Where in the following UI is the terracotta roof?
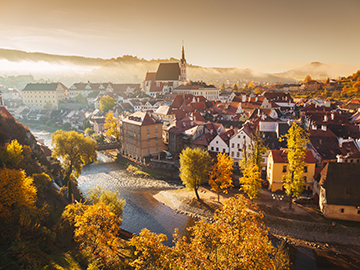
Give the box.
[319,162,360,206]
[270,149,316,164]
[145,72,157,81]
[192,132,214,146]
[123,111,157,126]
[190,102,207,112]
[219,129,235,146]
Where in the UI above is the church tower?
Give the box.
[180,43,187,83]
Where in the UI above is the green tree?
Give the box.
[100,96,115,113]
[75,93,84,102]
[51,130,97,200]
[87,186,126,217]
[208,153,234,202]
[281,122,309,210]
[179,148,212,200]
[83,119,91,130]
[104,112,121,141]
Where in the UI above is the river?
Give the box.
[30,127,193,246]
[29,126,358,269]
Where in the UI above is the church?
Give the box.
[143,45,187,97]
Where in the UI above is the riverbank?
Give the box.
[154,187,360,269]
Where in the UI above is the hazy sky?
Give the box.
[0,0,359,72]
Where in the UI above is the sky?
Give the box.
[0,0,359,73]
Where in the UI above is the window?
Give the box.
[147,134,150,139]
[237,143,240,148]
[216,141,218,144]
[222,148,225,153]
[147,142,150,147]
[216,147,219,152]
[303,176,307,182]
[231,143,234,148]
[282,166,287,172]
[340,208,344,213]
[231,151,234,157]
[211,147,214,151]
[237,152,240,158]
[155,133,158,138]
[155,126,158,130]
[156,140,158,145]
[304,166,308,173]
[147,127,149,131]
[358,210,360,214]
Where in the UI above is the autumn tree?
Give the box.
[304,75,312,82]
[51,130,97,200]
[232,83,238,91]
[179,147,212,200]
[84,127,95,136]
[130,195,290,269]
[239,163,261,200]
[75,93,84,103]
[87,186,126,217]
[104,111,121,141]
[0,139,24,168]
[208,153,234,202]
[281,122,309,210]
[74,202,123,267]
[0,168,37,225]
[100,96,115,112]
[248,81,255,89]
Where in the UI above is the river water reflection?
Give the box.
[31,127,193,246]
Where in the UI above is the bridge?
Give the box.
[96,142,121,151]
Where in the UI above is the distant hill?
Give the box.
[0,49,357,87]
[275,62,358,82]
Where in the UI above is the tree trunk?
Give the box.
[217,192,220,203]
[194,187,200,200]
[289,194,292,210]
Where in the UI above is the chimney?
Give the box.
[324,114,328,122]
[339,137,343,147]
[331,113,334,120]
[312,124,317,130]
[337,155,344,163]
[321,125,327,131]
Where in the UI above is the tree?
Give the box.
[130,195,290,269]
[304,75,312,82]
[84,127,95,136]
[87,186,126,217]
[51,130,97,200]
[0,139,24,168]
[100,96,115,113]
[208,153,234,202]
[74,202,124,268]
[281,122,309,210]
[0,168,37,224]
[248,81,255,89]
[83,119,91,130]
[239,163,261,200]
[232,83,238,91]
[249,131,268,172]
[104,112,121,141]
[179,148,212,200]
[75,93,84,103]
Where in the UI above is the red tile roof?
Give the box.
[270,149,316,163]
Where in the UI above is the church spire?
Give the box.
[180,41,186,83]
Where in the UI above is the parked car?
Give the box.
[293,196,312,204]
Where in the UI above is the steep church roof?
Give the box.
[155,63,181,81]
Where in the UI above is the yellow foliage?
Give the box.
[130,195,290,269]
[208,153,234,202]
[0,168,37,224]
[239,163,262,200]
[179,147,212,200]
[51,130,97,179]
[74,203,122,264]
[104,111,121,141]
